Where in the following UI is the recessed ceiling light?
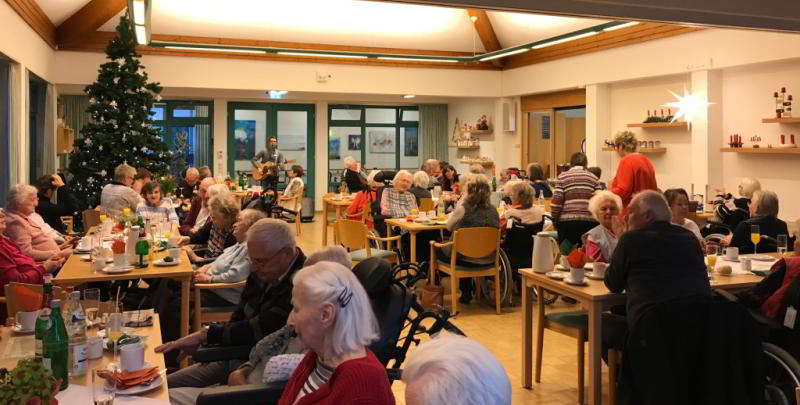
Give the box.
[603,21,640,31]
[377,56,458,63]
[479,48,528,62]
[531,31,598,49]
[404,95,416,99]
[278,51,367,59]
[165,46,266,54]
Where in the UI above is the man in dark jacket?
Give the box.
[157,218,305,388]
[35,174,77,234]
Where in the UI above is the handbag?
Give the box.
[421,263,444,310]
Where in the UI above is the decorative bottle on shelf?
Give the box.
[785,95,793,118]
[777,88,786,118]
[35,274,54,358]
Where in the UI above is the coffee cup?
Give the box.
[592,262,608,278]
[559,256,570,270]
[569,267,585,284]
[427,210,436,218]
[87,336,103,360]
[92,258,106,272]
[119,342,145,371]
[169,248,181,262]
[15,310,38,331]
[77,238,90,251]
[168,236,180,248]
[741,257,752,272]
[725,247,739,261]
[418,211,427,219]
[113,253,127,267]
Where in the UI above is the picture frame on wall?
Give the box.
[404,127,418,157]
[234,120,256,160]
[348,134,361,150]
[368,128,396,154]
[329,138,341,160]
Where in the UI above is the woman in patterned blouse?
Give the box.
[380,170,417,218]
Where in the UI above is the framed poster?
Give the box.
[541,116,550,140]
[329,138,341,160]
[404,127,418,157]
[368,128,396,154]
[234,120,256,160]
[348,134,361,150]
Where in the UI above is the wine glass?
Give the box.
[750,225,761,255]
[92,367,116,405]
[84,288,100,326]
[705,244,721,274]
[777,234,788,257]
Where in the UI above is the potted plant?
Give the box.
[0,358,63,405]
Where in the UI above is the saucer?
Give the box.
[585,272,605,280]
[102,265,134,274]
[11,325,34,334]
[82,255,113,263]
[153,258,180,267]
[564,278,589,286]
[545,271,565,280]
[750,255,776,262]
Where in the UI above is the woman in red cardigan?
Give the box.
[0,209,64,319]
[611,131,658,214]
[279,261,394,405]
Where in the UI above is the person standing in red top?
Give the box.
[0,209,64,319]
[279,261,394,405]
[611,131,658,214]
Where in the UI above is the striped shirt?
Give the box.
[294,357,334,403]
[551,166,600,223]
[136,198,180,225]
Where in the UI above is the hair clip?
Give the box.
[337,287,353,307]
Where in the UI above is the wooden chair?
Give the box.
[4,282,66,318]
[534,310,618,405]
[83,209,103,230]
[334,219,400,266]
[430,227,502,315]
[192,281,247,332]
[419,198,435,212]
[60,216,74,234]
[279,186,304,236]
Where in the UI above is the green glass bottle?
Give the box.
[135,226,150,267]
[34,274,54,358]
[43,299,69,391]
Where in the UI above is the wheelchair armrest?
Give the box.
[192,345,252,363]
[714,289,783,330]
[196,382,286,405]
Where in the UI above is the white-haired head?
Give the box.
[366,170,382,188]
[413,171,430,189]
[247,218,295,253]
[739,177,761,199]
[207,183,228,199]
[752,190,779,218]
[629,190,671,230]
[343,156,358,170]
[291,261,379,359]
[6,184,38,212]
[469,164,486,175]
[403,334,511,405]
[588,190,622,222]
[305,246,352,269]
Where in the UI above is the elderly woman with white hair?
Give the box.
[728,190,792,254]
[582,190,624,263]
[278,261,394,404]
[100,163,142,214]
[501,181,544,228]
[343,156,367,193]
[182,191,239,263]
[380,170,418,218]
[304,245,353,269]
[347,170,381,228]
[403,334,511,405]
[713,177,761,231]
[3,185,73,261]
[410,171,432,205]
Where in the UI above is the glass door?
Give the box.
[527,110,555,178]
[554,107,587,168]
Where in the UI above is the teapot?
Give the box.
[532,232,559,273]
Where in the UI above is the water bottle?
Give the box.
[66,291,88,377]
[43,299,69,390]
[538,190,545,208]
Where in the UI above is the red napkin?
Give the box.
[96,367,159,390]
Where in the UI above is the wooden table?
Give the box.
[54,250,193,367]
[385,218,447,264]
[0,314,168,402]
[688,211,715,225]
[322,195,354,246]
[520,265,766,405]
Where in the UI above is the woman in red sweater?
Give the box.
[346,170,381,229]
[611,131,658,214]
[0,209,64,319]
[279,261,394,405]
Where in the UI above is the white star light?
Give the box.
[662,87,713,128]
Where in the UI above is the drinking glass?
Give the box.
[751,225,761,255]
[706,244,721,273]
[777,234,788,256]
[92,368,116,405]
[84,288,101,324]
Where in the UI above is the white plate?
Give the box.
[545,271,565,280]
[97,327,135,338]
[750,255,776,262]
[103,335,148,351]
[11,325,34,334]
[81,255,114,263]
[564,278,589,286]
[106,364,163,395]
[101,265,134,274]
[555,263,593,271]
[153,258,180,267]
[586,272,605,280]
[433,220,448,225]
[74,248,92,254]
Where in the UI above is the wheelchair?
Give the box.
[193,258,465,405]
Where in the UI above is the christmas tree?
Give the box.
[67,13,170,210]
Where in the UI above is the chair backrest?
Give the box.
[336,219,368,250]
[4,282,66,318]
[419,198,434,212]
[60,216,74,234]
[453,227,500,259]
[83,209,103,230]
[502,219,545,265]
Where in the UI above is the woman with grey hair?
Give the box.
[713,177,761,230]
[343,156,367,193]
[380,170,418,218]
[278,261,394,404]
[3,184,72,261]
[100,162,142,214]
[410,171,432,205]
[403,334,511,405]
[304,245,353,269]
[728,190,792,254]
[183,192,239,263]
[501,181,544,228]
[582,190,624,263]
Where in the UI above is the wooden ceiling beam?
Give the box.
[56,0,127,48]
[5,0,56,48]
[466,8,504,67]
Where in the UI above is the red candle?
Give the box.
[792,134,796,144]
[782,134,786,144]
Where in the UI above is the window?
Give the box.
[28,73,46,182]
[149,101,213,178]
[328,105,420,192]
[0,57,9,204]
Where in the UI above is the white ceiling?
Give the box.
[40,0,611,53]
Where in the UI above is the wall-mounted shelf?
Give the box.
[761,117,800,124]
[720,147,800,154]
[602,147,666,153]
[627,121,687,128]
[460,160,494,166]
[449,145,480,149]
[459,129,493,135]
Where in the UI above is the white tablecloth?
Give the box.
[712,257,778,275]
[57,384,170,405]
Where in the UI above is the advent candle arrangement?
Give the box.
[728,134,743,148]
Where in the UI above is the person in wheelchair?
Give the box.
[156,219,306,389]
[499,181,543,231]
[278,261,395,404]
[726,190,792,254]
[442,179,500,304]
[582,190,623,263]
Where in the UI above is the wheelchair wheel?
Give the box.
[763,342,800,405]
[481,249,510,307]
